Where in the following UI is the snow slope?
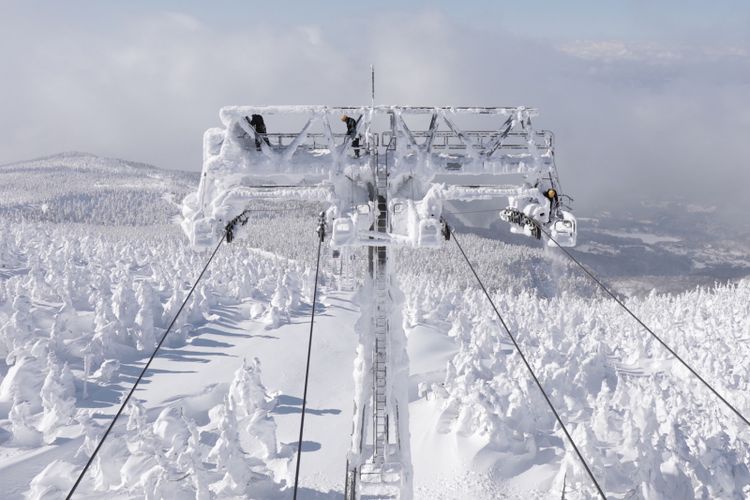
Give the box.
[1,155,750,499]
[0,152,197,225]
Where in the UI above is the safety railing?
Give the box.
[247,132,379,150]
[246,130,549,152]
[380,130,553,151]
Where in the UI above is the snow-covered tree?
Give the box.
[9,397,43,447]
[176,415,211,500]
[38,354,76,442]
[0,294,33,357]
[26,459,78,499]
[228,358,279,460]
[208,395,250,496]
[134,281,157,352]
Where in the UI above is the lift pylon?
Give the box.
[181,104,578,500]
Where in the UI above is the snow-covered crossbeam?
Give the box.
[181,105,576,248]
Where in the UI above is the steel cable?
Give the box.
[448,226,607,499]
[538,224,750,428]
[66,232,227,499]
[293,217,326,500]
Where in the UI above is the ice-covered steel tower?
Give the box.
[182,104,577,499]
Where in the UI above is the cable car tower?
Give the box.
[182,87,577,499]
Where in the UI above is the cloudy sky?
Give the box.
[1,1,748,214]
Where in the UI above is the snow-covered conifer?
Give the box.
[9,397,43,447]
[208,395,250,496]
[0,294,33,357]
[283,269,302,311]
[134,281,157,352]
[26,459,78,499]
[228,358,279,460]
[177,415,211,500]
[38,354,76,442]
[0,349,45,411]
[111,278,138,347]
[270,275,291,317]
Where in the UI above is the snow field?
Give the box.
[401,244,750,498]
[1,156,750,498]
[0,216,336,498]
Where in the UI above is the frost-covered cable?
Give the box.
[66,233,227,499]
[448,226,607,499]
[293,214,326,500]
[539,224,750,429]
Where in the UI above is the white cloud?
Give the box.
[0,9,747,221]
[559,41,683,63]
[559,39,749,65]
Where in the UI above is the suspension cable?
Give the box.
[448,226,607,499]
[293,213,327,500]
[538,224,750,428]
[66,232,227,499]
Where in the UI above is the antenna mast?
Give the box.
[371,65,375,108]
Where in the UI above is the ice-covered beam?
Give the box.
[218,105,538,125]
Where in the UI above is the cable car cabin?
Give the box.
[181,105,578,250]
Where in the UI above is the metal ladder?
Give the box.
[347,149,402,499]
[372,158,389,462]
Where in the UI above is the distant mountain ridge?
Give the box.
[0,152,198,226]
[0,151,197,179]
[2,152,748,292]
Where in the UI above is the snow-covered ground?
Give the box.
[1,153,750,499]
